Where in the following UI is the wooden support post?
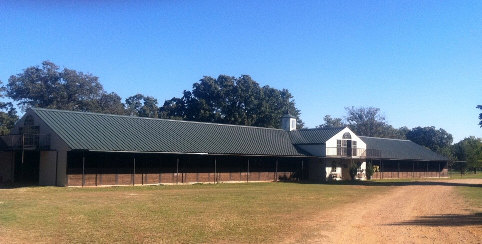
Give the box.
[247,159,249,183]
[275,159,278,182]
[438,162,441,178]
[159,155,162,184]
[55,151,59,186]
[141,157,144,185]
[398,161,400,179]
[133,155,136,186]
[301,159,304,181]
[21,134,25,165]
[95,154,98,186]
[11,150,15,184]
[82,152,85,187]
[214,157,217,184]
[176,157,179,184]
[380,160,382,179]
[412,161,414,178]
[426,161,428,178]
[115,167,119,185]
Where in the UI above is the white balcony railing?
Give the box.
[326,147,381,158]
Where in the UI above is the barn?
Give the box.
[0,108,448,186]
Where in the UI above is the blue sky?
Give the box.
[1,0,481,142]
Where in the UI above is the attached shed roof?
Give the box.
[31,108,304,156]
[289,128,345,145]
[359,136,448,161]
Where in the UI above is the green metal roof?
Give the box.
[289,128,345,145]
[24,108,449,161]
[359,136,448,161]
[31,108,304,156]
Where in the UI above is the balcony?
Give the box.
[0,134,50,151]
[326,147,381,158]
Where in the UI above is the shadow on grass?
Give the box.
[388,213,482,226]
[0,182,47,189]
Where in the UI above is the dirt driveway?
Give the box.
[290,179,482,243]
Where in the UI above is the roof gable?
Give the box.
[30,108,304,156]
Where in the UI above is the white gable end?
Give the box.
[325,127,366,157]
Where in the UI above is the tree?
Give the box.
[98,92,125,115]
[349,162,358,180]
[159,75,303,128]
[0,81,18,135]
[406,126,453,154]
[6,61,125,115]
[477,105,482,127]
[344,106,403,138]
[316,115,346,129]
[453,137,482,174]
[365,162,374,180]
[126,94,159,118]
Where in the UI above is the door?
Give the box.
[346,140,352,156]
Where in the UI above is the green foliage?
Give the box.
[406,126,453,153]
[160,75,303,128]
[451,161,468,174]
[452,137,482,174]
[125,94,158,118]
[316,115,346,129]
[321,106,405,138]
[365,162,374,180]
[477,105,482,127]
[6,61,125,115]
[349,162,358,180]
[0,80,18,135]
[346,106,403,138]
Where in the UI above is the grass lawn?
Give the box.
[457,186,482,209]
[0,182,390,243]
[448,171,482,179]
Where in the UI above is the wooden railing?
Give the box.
[0,134,50,150]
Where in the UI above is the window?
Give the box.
[352,141,357,156]
[342,132,351,139]
[337,140,341,156]
[291,120,296,129]
[20,115,40,147]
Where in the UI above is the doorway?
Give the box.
[14,151,40,185]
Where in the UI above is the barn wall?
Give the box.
[0,151,14,184]
[66,152,307,187]
[39,151,57,186]
[306,158,324,182]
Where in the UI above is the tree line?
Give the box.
[0,61,302,132]
[0,61,480,172]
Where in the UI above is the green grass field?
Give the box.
[0,183,389,243]
[448,171,482,179]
